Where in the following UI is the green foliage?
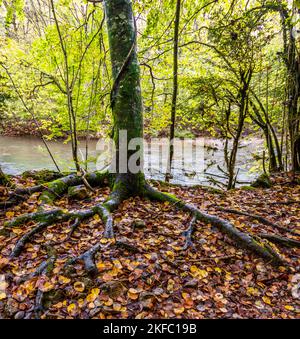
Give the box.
[0,0,292,161]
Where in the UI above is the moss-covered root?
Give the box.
[39,171,109,204]
[144,185,285,266]
[6,209,94,258]
[64,194,125,276]
[2,171,110,208]
[94,204,114,239]
[18,250,56,284]
[5,209,66,228]
[214,207,299,236]
[258,233,300,248]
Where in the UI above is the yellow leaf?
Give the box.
[182,292,190,300]
[0,292,6,300]
[247,287,260,296]
[96,261,107,271]
[190,265,208,279]
[12,228,23,235]
[58,276,71,284]
[5,211,14,218]
[113,302,122,311]
[78,299,85,308]
[67,303,77,315]
[166,251,175,258]
[174,307,185,315]
[39,281,54,292]
[86,288,100,302]
[190,265,198,273]
[74,281,85,292]
[284,305,294,311]
[104,298,113,306]
[262,296,271,305]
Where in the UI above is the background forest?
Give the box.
[0,0,299,188]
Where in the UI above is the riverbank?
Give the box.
[0,135,263,186]
[0,173,299,319]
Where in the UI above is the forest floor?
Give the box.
[0,174,299,319]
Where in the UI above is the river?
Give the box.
[0,135,264,187]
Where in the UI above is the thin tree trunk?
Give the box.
[166,0,181,182]
[227,71,251,189]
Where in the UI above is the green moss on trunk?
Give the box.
[105,0,145,195]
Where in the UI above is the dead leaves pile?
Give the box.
[0,174,299,319]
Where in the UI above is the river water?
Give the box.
[0,135,264,187]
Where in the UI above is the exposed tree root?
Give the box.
[66,242,103,276]
[34,250,56,319]
[258,233,300,248]
[250,200,300,206]
[18,252,56,284]
[214,207,299,236]
[6,209,95,257]
[144,185,285,265]
[4,177,290,283]
[62,192,125,276]
[1,171,110,209]
[64,237,140,277]
[182,215,197,250]
[5,188,121,265]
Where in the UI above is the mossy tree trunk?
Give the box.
[279,5,300,172]
[105,0,145,198]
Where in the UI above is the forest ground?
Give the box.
[0,173,299,319]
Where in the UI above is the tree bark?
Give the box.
[105,0,145,196]
[166,0,181,181]
[227,70,252,189]
[279,5,300,172]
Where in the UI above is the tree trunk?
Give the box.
[227,71,252,189]
[166,0,181,182]
[105,0,145,197]
[280,5,300,172]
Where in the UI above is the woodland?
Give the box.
[0,0,299,320]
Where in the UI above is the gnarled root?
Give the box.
[6,191,122,277]
[182,215,197,250]
[34,251,56,319]
[1,170,110,209]
[144,185,285,265]
[6,208,97,257]
[65,243,102,277]
[214,207,299,236]
[63,192,124,276]
[258,233,300,248]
